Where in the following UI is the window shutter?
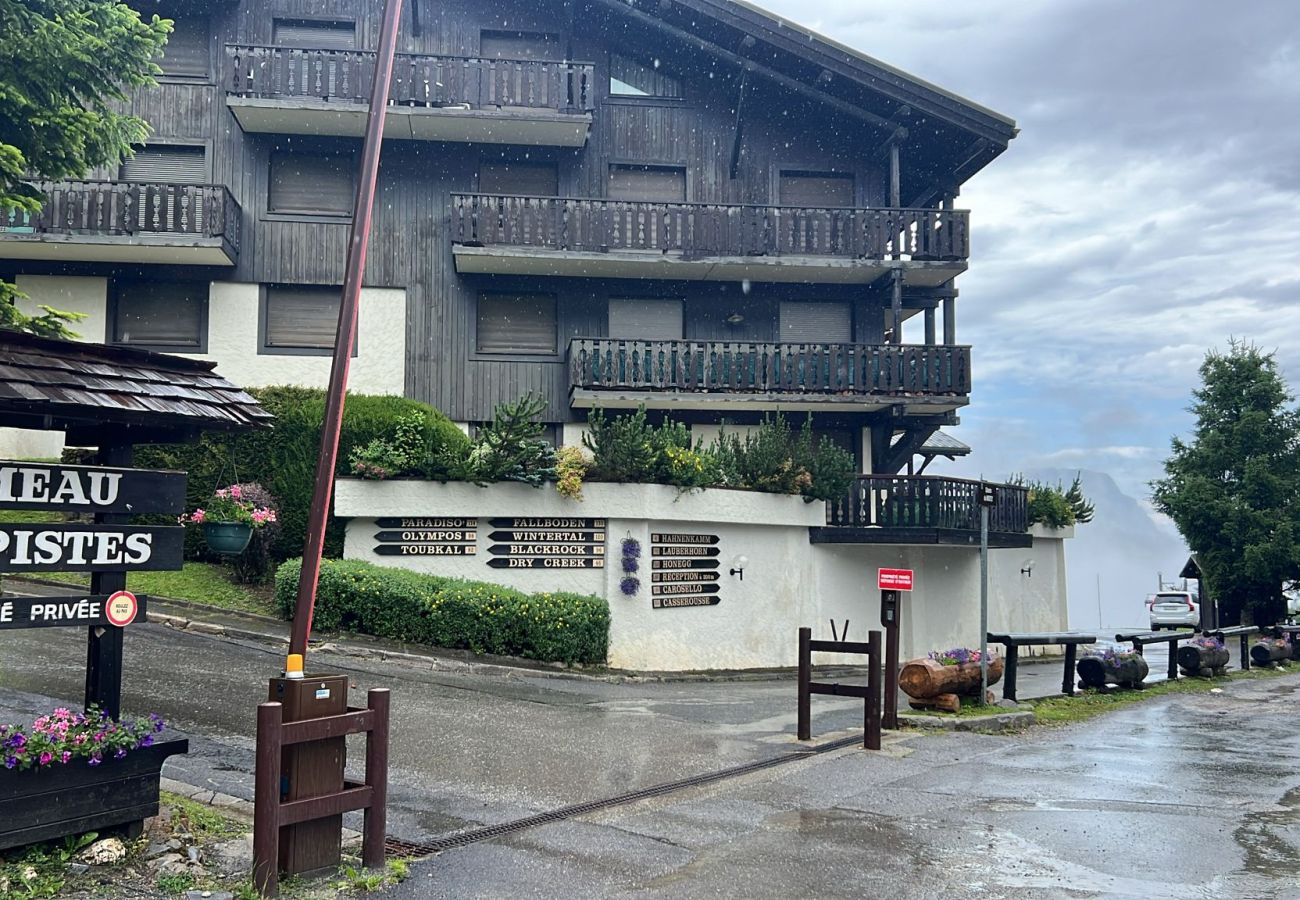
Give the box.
[120,147,206,184]
[477,294,557,354]
[157,16,211,78]
[608,299,682,340]
[273,19,356,49]
[113,282,206,349]
[265,287,342,349]
[779,301,852,343]
[778,172,855,207]
[479,30,561,60]
[608,165,687,203]
[479,162,559,196]
[269,152,355,215]
[610,54,682,98]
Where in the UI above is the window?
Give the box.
[778,171,855,207]
[478,160,559,196]
[779,301,851,343]
[608,299,682,341]
[262,286,343,353]
[609,53,682,98]
[111,282,207,351]
[479,30,561,60]
[608,165,686,203]
[269,150,355,217]
[273,18,356,49]
[120,146,206,184]
[477,293,557,355]
[157,15,211,79]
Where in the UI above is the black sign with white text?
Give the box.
[375,544,477,557]
[0,460,185,515]
[650,532,723,610]
[488,557,604,569]
[652,596,721,609]
[0,593,149,630]
[376,517,477,529]
[0,524,184,573]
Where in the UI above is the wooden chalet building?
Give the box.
[1,0,1030,548]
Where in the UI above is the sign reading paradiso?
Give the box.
[651,532,721,608]
[486,518,607,569]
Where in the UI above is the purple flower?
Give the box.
[621,539,641,559]
[139,734,154,748]
[619,576,640,596]
[88,754,102,767]
[622,557,638,573]
[114,748,127,759]
[3,756,15,769]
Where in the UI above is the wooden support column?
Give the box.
[924,307,936,345]
[890,270,904,344]
[943,296,956,345]
[85,440,132,720]
[889,141,901,208]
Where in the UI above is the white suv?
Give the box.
[1148,591,1199,630]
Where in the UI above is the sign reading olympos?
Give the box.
[0,524,184,573]
[486,518,607,569]
[373,518,478,556]
[0,460,185,515]
[650,532,722,608]
[0,591,148,631]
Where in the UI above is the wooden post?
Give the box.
[889,141,901,209]
[85,441,132,719]
[797,627,811,741]
[866,630,882,751]
[923,307,936,345]
[362,688,390,870]
[890,270,903,345]
[253,702,284,898]
[1062,644,1078,696]
[1167,638,1179,680]
[1002,645,1018,702]
[1239,634,1251,671]
[942,296,956,345]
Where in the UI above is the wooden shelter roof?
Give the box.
[0,330,272,446]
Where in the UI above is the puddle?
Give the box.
[1234,785,1300,873]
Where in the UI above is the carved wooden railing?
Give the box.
[0,181,241,254]
[452,194,969,261]
[826,476,1029,533]
[225,45,595,112]
[568,339,971,397]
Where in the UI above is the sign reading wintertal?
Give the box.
[0,524,184,573]
[0,461,185,515]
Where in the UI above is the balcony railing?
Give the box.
[452,194,969,261]
[225,45,595,112]
[0,181,241,252]
[826,476,1029,533]
[568,339,970,397]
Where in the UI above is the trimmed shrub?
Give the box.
[133,387,469,563]
[275,557,609,665]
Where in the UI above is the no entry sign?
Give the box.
[878,568,914,591]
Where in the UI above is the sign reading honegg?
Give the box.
[0,461,186,515]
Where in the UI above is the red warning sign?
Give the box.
[104,590,139,627]
[878,568,914,591]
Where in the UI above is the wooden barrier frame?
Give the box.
[796,626,883,750]
[986,631,1097,702]
[1211,625,1260,671]
[254,688,390,897]
[1115,629,1197,682]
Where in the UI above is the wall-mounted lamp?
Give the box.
[725,313,745,326]
[1020,561,1034,578]
[729,554,749,580]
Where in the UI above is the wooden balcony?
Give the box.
[814,476,1031,547]
[225,45,594,146]
[0,181,241,266]
[452,194,969,284]
[567,338,969,413]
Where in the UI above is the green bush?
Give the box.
[275,558,609,665]
[133,387,469,563]
[1012,472,1095,528]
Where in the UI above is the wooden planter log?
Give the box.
[1077,654,1149,689]
[1250,641,1291,666]
[1177,645,1230,677]
[901,657,1003,712]
[0,738,187,851]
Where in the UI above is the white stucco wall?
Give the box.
[337,480,1074,672]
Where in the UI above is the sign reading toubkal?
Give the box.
[651,533,722,608]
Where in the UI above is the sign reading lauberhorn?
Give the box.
[0,460,186,515]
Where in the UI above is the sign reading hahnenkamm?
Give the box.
[486,518,608,569]
[0,460,185,515]
[0,524,184,573]
[0,593,149,631]
[651,533,720,545]
[651,532,722,610]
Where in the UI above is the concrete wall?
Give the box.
[337,480,1073,671]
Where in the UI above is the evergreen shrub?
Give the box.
[275,558,609,665]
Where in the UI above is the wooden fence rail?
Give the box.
[825,476,1029,533]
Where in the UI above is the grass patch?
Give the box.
[1029,662,1297,726]
[160,791,246,842]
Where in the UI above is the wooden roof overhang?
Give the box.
[0,330,272,447]
[582,0,1018,202]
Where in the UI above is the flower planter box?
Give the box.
[1177,645,1229,677]
[1077,653,1149,690]
[1250,640,1291,666]
[0,738,187,851]
[900,658,1004,712]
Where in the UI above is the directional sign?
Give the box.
[376,530,476,543]
[375,544,477,556]
[878,568,914,591]
[0,524,184,573]
[652,571,720,583]
[488,518,605,529]
[650,546,720,558]
[0,460,185,515]
[652,596,721,609]
[376,517,476,529]
[652,558,720,570]
[488,557,605,569]
[488,543,604,556]
[488,530,606,543]
[652,583,721,596]
[0,592,149,630]
[651,533,720,545]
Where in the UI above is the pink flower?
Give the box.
[230,484,243,500]
[215,488,228,499]
[74,734,87,745]
[190,508,206,524]
[38,752,52,766]
[60,751,70,764]
[93,732,105,743]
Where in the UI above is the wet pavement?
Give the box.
[0,616,1295,897]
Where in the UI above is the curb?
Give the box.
[898,711,1035,733]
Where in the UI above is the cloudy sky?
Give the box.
[763,0,1300,505]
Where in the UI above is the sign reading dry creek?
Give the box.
[651,533,721,608]
[486,518,606,569]
[373,517,478,556]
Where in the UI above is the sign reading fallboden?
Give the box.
[0,460,185,515]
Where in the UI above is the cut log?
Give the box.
[899,657,1004,700]
[1250,641,1290,666]
[908,693,961,713]
[1077,654,1149,689]
[1177,645,1229,676]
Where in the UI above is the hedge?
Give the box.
[275,558,610,666]
[132,386,468,562]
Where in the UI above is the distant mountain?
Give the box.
[1025,468,1189,632]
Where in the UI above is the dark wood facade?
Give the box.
[1,0,1016,469]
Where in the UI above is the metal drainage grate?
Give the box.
[386,733,864,859]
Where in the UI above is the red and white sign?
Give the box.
[878,568,914,591]
[104,590,139,627]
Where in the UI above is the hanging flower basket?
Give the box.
[201,521,253,555]
[181,484,277,557]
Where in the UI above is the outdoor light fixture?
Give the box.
[1020,562,1034,578]
[730,554,749,580]
[725,312,745,325]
